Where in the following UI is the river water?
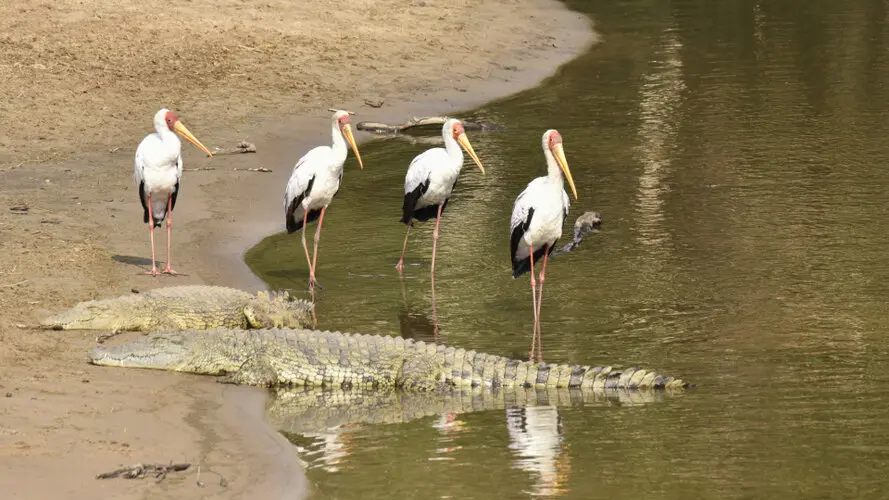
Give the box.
[246,0,889,498]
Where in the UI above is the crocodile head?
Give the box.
[40,297,142,331]
[88,331,242,375]
[244,290,313,329]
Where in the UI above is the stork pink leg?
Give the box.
[430,203,444,278]
[395,225,412,272]
[534,245,550,362]
[300,210,315,292]
[162,195,177,275]
[528,246,540,361]
[431,273,440,342]
[144,194,159,276]
[310,207,326,288]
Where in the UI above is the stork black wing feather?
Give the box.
[401,178,431,224]
[286,176,315,234]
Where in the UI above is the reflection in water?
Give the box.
[432,412,468,458]
[297,427,358,473]
[398,274,439,342]
[267,387,676,435]
[506,406,569,497]
[270,386,678,496]
[634,24,684,249]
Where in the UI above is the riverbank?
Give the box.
[0,0,595,497]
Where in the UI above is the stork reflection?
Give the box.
[506,406,570,497]
[398,272,440,343]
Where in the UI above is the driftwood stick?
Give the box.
[211,141,257,156]
[0,279,29,288]
[356,116,504,135]
[552,211,603,256]
[195,465,229,488]
[96,462,191,480]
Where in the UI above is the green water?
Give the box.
[246,0,889,498]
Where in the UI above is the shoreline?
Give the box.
[0,1,595,498]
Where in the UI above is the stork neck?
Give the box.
[156,128,181,153]
[544,148,562,182]
[330,122,348,165]
[443,133,464,170]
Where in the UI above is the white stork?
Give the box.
[134,108,212,276]
[283,109,364,290]
[396,118,485,277]
[509,129,578,359]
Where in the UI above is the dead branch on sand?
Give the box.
[96,462,191,482]
[183,166,272,173]
[211,141,257,156]
[0,280,29,288]
[356,116,504,135]
[195,465,229,488]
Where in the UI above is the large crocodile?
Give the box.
[88,328,690,391]
[41,285,313,332]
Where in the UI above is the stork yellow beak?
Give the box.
[552,143,577,200]
[456,133,485,175]
[341,123,364,169]
[172,121,213,157]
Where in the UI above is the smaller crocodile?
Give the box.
[41,285,313,332]
[88,328,690,391]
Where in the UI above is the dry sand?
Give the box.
[0,0,594,497]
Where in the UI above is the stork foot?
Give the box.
[144,267,160,277]
[162,266,178,275]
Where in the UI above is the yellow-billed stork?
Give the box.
[509,129,578,359]
[284,109,364,291]
[134,108,212,276]
[396,118,485,277]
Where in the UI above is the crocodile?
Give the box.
[41,285,313,332]
[88,328,690,391]
[268,386,674,434]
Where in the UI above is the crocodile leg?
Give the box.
[144,195,159,276]
[430,203,444,279]
[534,244,549,362]
[162,195,177,275]
[310,207,326,289]
[396,224,411,272]
[528,245,539,360]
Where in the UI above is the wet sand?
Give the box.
[0,0,594,497]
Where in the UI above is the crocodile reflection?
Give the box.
[268,386,675,488]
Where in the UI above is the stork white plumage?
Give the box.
[283,109,364,291]
[509,129,578,360]
[134,108,212,276]
[396,118,485,276]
